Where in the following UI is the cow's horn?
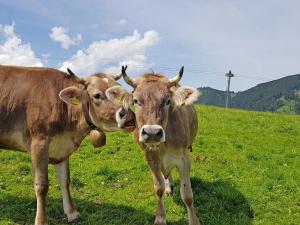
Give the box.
[168,66,184,86]
[67,68,76,77]
[121,65,136,87]
[112,65,127,80]
[67,68,86,86]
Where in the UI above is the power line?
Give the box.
[35,54,295,82]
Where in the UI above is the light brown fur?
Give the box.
[0,65,133,224]
[122,72,201,225]
[132,74,198,151]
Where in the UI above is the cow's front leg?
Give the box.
[147,160,167,225]
[55,159,80,222]
[178,153,201,225]
[164,173,174,197]
[31,137,49,225]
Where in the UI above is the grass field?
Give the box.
[0,105,299,225]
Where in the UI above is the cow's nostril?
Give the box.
[142,128,147,135]
[156,129,163,138]
[119,109,126,119]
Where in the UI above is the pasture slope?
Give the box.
[0,105,299,225]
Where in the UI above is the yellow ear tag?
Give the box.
[130,105,136,112]
[71,97,80,105]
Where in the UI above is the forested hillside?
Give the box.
[197,74,300,114]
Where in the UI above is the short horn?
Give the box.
[66,68,86,86]
[121,65,136,87]
[168,66,184,87]
[67,68,76,77]
[112,65,127,80]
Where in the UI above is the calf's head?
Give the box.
[110,66,200,144]
[59,69,135,132]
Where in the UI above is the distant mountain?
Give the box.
[197,74,300,114]
[197,87,228,107]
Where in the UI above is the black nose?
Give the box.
[119,108,126,119]
[141,126,164,142]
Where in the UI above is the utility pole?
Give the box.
[225,70,234,108]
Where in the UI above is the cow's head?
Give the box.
[109,66,200,144]
[59,68,135,132]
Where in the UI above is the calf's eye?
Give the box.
[93,93,102,99]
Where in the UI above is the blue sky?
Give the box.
[0,0,300,91]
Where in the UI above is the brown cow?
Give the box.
[107,66,201,225]
[0,65,135,225]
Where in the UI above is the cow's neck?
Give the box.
[67,104,92,144]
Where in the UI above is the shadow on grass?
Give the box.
[171,178,254,225]
[0,178,253,225]
[0,195,154,225]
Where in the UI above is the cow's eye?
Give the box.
[93,93,102,100]
[133,99,142,106]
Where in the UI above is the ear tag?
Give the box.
[130,105,136,112]
[71,97,80,105]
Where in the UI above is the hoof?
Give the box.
[164,187,173,197]
[67,211,81,223]
[164,185,174,197]
[154,216,167,225]
[34,221,48,225]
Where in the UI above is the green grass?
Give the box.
[0,105,299,225]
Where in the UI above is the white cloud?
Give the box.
[60,30,159,75]
[104,56,154,75]
[0,23,43,67]
[117,18,129,26]
[50,26,82,49]
[41,53,51,65]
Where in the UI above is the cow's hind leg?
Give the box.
[164,173,174,197]
[55,159,80,222]
[178,153,201,225]
[31,137,49,225]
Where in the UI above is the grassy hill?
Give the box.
[0,105,299,225]
[198,74,300,114]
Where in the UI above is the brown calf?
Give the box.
[0,65,135,224]
[107,66,200,225]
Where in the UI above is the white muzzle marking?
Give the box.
[116,108,123,128]
[139,125,166,143]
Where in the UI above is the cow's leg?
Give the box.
[147,160,167,225]
[177,153,201,225]
[164,173,174,196]
[55,159,80,222]
[31,137,49,225]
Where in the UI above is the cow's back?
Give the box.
[0,65,79,150]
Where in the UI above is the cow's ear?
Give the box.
[172,86,200,106]
[106,85,133,109]
[59,86,84,106]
